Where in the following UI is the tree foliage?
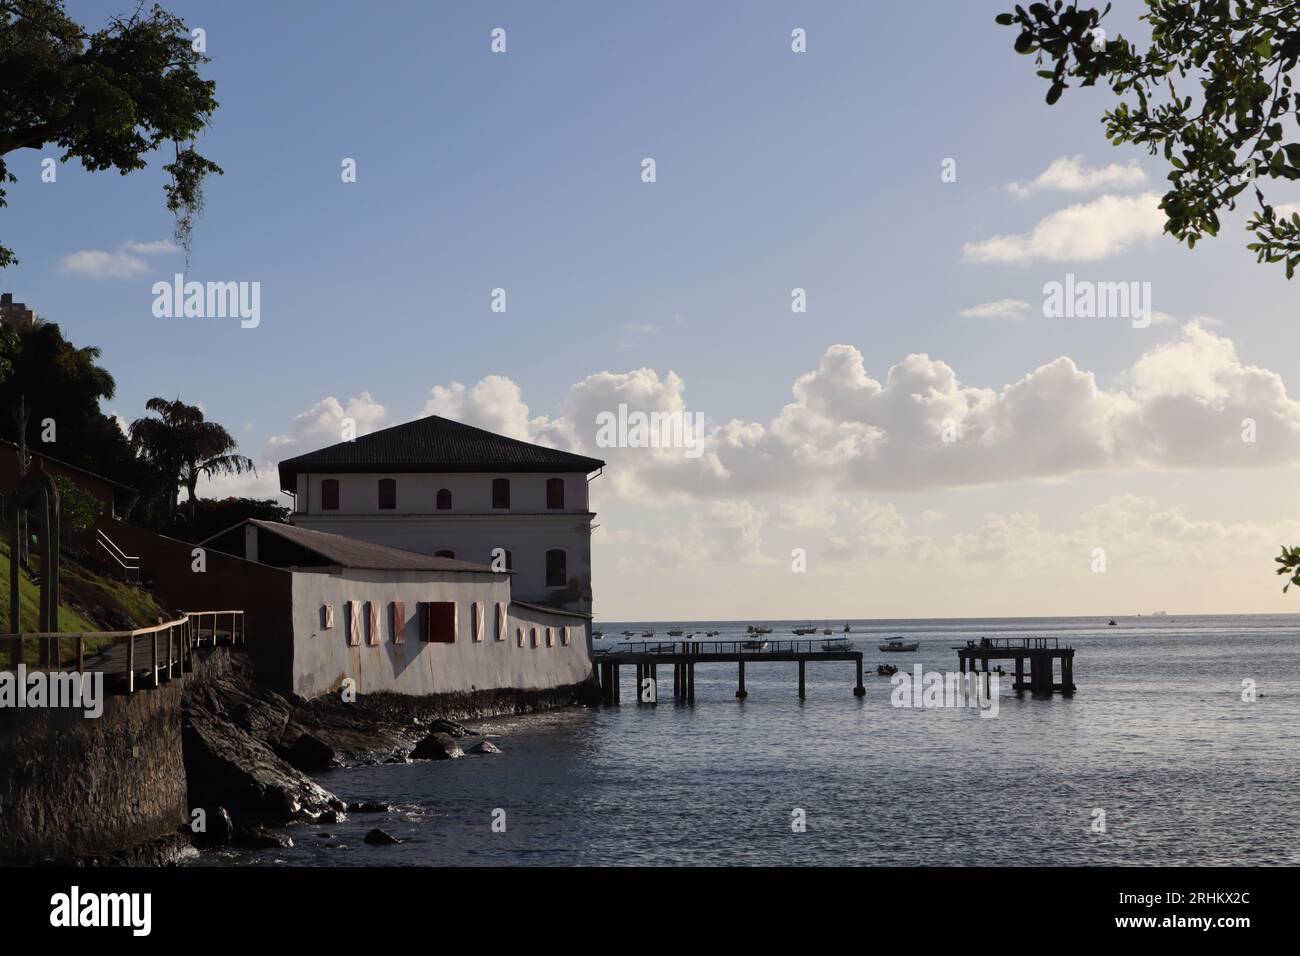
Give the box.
[999,1,1300,275]
[0,0,221,267]
[0,320,137,483]
[129,397,254,539]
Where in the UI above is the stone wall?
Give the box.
[0,669,190,865]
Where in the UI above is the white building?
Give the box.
[277,415,605,616]
[204,519,594,699]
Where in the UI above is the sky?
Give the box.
[9,0,1300,620]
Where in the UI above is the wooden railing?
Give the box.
[1,609,245,694]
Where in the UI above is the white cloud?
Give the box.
[232,321,1300,506]
[963,192,1165,264]
[59,239,178,279]
[960,298,1030,320]
[1006,156,1148,199]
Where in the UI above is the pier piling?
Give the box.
[736,660,747,699]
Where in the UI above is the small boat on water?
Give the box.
[877,663,898,676]
[621,630,635,637]
[640,630,655,638]
[1107,619,1117,626]
[750,625,773,635]
[668,629,685,637]
[593,630,604,640]
[742,639,769,650]
[792,625,817,635]
[822,628,833,635]
[821,637,854,651]
[843,622,852,633]
[879,637,919,652]
[706,630,720,637]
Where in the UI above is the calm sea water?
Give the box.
[203,615,1300,866]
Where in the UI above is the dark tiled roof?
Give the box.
[277,415,604,491]
[235,519,501,573]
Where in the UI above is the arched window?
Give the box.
[434,549,456,559]
[320,478,339,511]
[546,548,567,588]
[436,488,452,510]
[492,478,510,509]
[378,478,396,510]
[546,478,564,510]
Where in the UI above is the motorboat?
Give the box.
[792,625,817,635]
[621,630,635,637]
[640,630,655,638]
[822,628,833,635]
[751,625,773,635]
[821,637,854,651]
[592,631,603,640]
[742,639,769,650]
[706,630,720,637]
[877,663,898,676]
[843,623,852,633]
[668,629,684,636]
[878,638,919,652]
[1107,619,1117,626]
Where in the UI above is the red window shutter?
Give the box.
[391,601,405,644]
[420,602,458,643]
[367,601,380,645]
[347,601,361,646]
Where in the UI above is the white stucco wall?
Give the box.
[288,567,592,699]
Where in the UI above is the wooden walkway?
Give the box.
[4,610,245,694]
[594,638,866,703]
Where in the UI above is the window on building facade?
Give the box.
[420,601,457,643]
[321,479,339,511]
[546,548,567,588]
[378,478,397,510]
[436,488,452,510]
[492,478,510,509]
[547,477,564,510]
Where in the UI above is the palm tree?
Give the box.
[130,397,255,539]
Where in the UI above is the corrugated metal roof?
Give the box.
[243,519,501,573]
[277,415,605,491]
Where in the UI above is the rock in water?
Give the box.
[282,732,336,771]
[235,826,294,849]
[410,731,464,760]
[183,700,345,825]
[426,718,474,737]
[347,801,393,814]
[192,805,235,847]
[364,828,400,845]
[469,740,503,754]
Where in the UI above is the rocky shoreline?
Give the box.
[180,649,599,855]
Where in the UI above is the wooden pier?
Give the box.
[955,637,1075,696]
[595,638,866,704]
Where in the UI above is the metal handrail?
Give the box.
[96,528,140,582]
[620,638,853,655]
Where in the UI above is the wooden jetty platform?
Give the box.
[955,637,1075,696]
[594,638,865,703]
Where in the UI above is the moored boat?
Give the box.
[878,637,919,652]
[742,639,769,650]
